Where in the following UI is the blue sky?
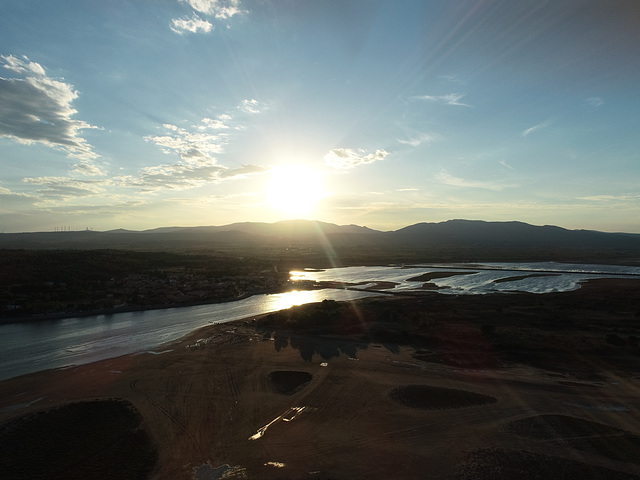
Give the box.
[1,0,639,233]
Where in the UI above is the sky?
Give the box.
[1,0,639,233]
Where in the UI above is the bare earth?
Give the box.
[2,279,640,479]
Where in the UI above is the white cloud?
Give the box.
[171,0,245,33]
[200,115,231,129]
[324,148,389,169]
[239,98,262,114]
[138,115,265,191]
[0,54,100,165]
[398,132,438,147]
[220,164,267,178]
[171,15,213,34]
[144,121,227,162]
[411,93,471,107]
[521,120,552,137]
[181,0,244,19]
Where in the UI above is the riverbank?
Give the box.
[2,278,640,479]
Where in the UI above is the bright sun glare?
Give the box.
[266,164,325,218]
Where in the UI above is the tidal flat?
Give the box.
[2,278,640,479]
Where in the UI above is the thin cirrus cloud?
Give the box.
[0,55,100,168]
[324,148,389,170]
[521,120,553,137]
[171,0,245,34]
[410,93,472,107]
[123,161,265,192]
[22,176,109,202]
[436,171,511,191]
[398,132,438,147]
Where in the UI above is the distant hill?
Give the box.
[1,219,639,264]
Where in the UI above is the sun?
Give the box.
[266,164,325,218]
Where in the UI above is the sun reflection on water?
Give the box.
[266,290,323,312]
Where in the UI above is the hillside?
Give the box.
[1,219,639,265]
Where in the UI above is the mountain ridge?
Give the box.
[1,220,639,262]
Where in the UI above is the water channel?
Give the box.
[1,262,639,381]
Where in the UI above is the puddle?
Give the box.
[249,406,307,440]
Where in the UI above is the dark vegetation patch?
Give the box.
[0,249,289,319]
[269,371,313,395]
[257,281,640,373]
[458,447,640,480]
[0,399,157,480]
[388,385,497,410]
[505,415,640,465]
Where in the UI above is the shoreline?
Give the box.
[3,269,639,325]
[2,277,640,479]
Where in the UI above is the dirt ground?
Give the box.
[2,279,640,479]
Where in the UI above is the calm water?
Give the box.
[2,262,639,382]
[0,289,378,382]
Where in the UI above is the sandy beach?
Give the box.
[2,278,640,479]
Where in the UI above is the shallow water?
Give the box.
[292,262,640,295]
[2,262,639,382]
[0,289,378,382]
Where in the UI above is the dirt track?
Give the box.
[2,280,640,479]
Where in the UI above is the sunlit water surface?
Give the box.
[292,262,640,295]
[1,262,639,382]
[0,289,377,382]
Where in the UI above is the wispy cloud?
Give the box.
[578,193,640,202]
[200,114,231,130]
[136,109,265,192]
[182,0,244,19]
[397,132,438,147]
[586,97,604,109]
[144,121,227,163]
[0,55,101,167]
[122,161,264,192]
[124,162,226,191]
[171,0,245,34]
[436,171,513,191]
[171,15,213,34]
[239,98,263,114]
[324,148,389,170]
[410,93,472,107]
[22,176,110,203]
[521,120,552,137]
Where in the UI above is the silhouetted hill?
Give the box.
[391,220,640,249]
[1,220,639,264]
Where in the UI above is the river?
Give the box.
[0,289,378,382]
[2,262,639,382]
